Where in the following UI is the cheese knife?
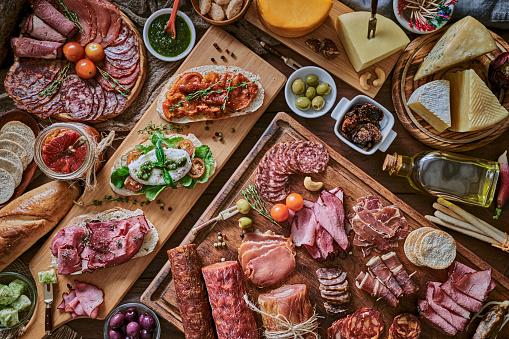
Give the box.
[368,0,378,39]
[259,41,302,70]
[43,282,53,335]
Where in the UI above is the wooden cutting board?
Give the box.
[141,112,509,338]
[244,1,403,98]
[24,25,286,338]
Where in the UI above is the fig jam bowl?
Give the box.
[143,8,196,62]
[104,302,160,339]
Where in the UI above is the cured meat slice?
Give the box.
[324,302,350,315]
[316,267,342,280]
[107,50,140,69]
[102,89,118,116]
[115,93,127,113]
[98,2,121,47]
[417,299,458,336]
[32,93,64,118]
[355,271,398,308]
[74,280,104,319]
[258,284,316,339]
[440,279,482,312]
[109,23,129,46]
[366,255,404,298]
[388,313,421,339]
[449,261,496,293]
[168,244,215,339]
[319,271,347,286]
[320,292,351,303]
[314,190,348,251]
[104,59,138,78]
[116,63,141,86]
[60,0,95,45]
[429,281,470,319]
[291,204,318,247]
[328,317,346,339]
[242,230,288,243]
[12,37,63,59]
[246,245,296,287]
[61,75,93,119]
[21,14,66,42]
[86,0,110,43]
[31,0,77,37]
[296,141,329,173]
[88,78,106,121]
[426,282,468,331]
[343,308,384,339]
[381,251,418,295]
[320,280,349,293]
[105,43,138,61]
[452,269,492,302]
[288,141,305,174]
[202,261,259,339]
[240,242,287,270]
[315,225,335,259]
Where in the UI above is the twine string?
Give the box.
[84,130,115,193]
[492,232,509,252]
[243,294,319,339]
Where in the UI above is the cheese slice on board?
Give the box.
[257,0,333,38]
[445,69,509,132]
[407,80,451,133]
[335,12,409,72]
[415,16,497,81]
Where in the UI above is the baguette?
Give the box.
[0,180,80,270]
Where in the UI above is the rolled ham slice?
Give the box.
[381,251,418,295]
[355,271,398,308]
[21,14,66,42]
[12,37,63,59]
[31,0,77,37]
[366,255,404,298]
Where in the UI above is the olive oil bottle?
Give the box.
[383,150,499,207]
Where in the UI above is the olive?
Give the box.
[312,96,326,110]
[316,82,331,96]
[305,87,316,100]
[295,97,311,111]
[291,79,306,95]
[238,217,253,229]
[236,199,251,214]
[306,74,319,87]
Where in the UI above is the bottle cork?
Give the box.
[382,154,402,174]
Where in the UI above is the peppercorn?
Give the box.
[217,132,222,137]
[231,128,235,133]
[205,126,209,130]
[213,43,219,50]
[218,232,222,236]
[220,55,225,60]
[215,132,219,136]
[222,242,226,246]
[167,207,172,211]
[159,206,164,210]
[218,136,223,142]
[211,57,215,62]
[240,233,244,238]
[212,136,217,141]
[218,236,223,241]
[156,200,161,204]
[214,243,218,247]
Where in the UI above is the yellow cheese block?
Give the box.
[445,69,509,132]
[335,12,409,72]
[257,0,333,38]
[415,16,497,81]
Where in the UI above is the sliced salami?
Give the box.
[115,93,127,113]
[344,308,384,339]
[104,42,138,61]
[61,75,93,119]
[32,93,64,118]
[319,280,349,293]
[276,142,294,175]
[104,31,135,54]
[260,186,289,203]
[287,141,305,174]
[104,59,138,78]
[109,24,129,47]
[325,302,350,316]
[102,90,118,116]
[116,63,140,86]
[388,313,421,339]
[297,141,329,174]
[319,272,347,286]
[107,51,140,69]
[316,267,343,280]
[320,292,351,303]
[88,78,106,121]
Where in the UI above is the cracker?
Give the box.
[412,227,435,266]
[418,230,457,270]
[404,227,433,266]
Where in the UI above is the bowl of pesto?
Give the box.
[143,8,196,62]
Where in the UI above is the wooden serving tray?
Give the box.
[392,30,509,151]
[142,112,509,338]
[24,25,286,338]
[244,1,403,98]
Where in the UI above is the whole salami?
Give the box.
[342,308,384,339]
[388,313,421,339]
[167,244,215,339]
[202,261,259,339]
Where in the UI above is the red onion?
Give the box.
[489,52,509,89]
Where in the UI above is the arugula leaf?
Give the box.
[135,144,155,155]
[155,139,165,166]
[142,185,166,201]
[178,174,196,189]
[166,136,183,148]
[110,165,130,188]
[193,145,215,184]
[163,169,177,189]
[150,130,183,149]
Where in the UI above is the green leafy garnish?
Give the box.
[142,185,166,201]
[110,165,130,188]
[179,175,196,189]
[136,144,155,155]
[155,139,165,166]
[163,168,177,189]
[194,145,215,184]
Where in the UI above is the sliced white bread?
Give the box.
[0,168,15,204]
[0,140,28,169]
[0,156,22,187]
[0,132,33,165]
[0,122,35,144]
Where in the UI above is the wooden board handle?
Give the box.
[45,304,52,335]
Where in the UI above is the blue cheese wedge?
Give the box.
[415,16,497,81]
[407,80,451,133]
[38,270,57,285]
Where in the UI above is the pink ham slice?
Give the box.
[31,0,77,37]
[426,282,468,331]
[290,204,317,247]
[246,246,296,287]
[429,281,470,319]
[418,299,458,337]
[11,37,63,59]
[449,261,496,293]
[452,269,492,302]
[315,225,335,260]
[74,280,104,319]
[440,279,483,312]
[314,190,348,251]
[240,241,295,271]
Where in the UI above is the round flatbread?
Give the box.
[0,168,15,204]
[0,121,35,144]
[417,230,457,270]
[413,227,436,266]
[404,227,433,266]
[0,132,33,165]
[0,156,22,186]
[0,140,28,169]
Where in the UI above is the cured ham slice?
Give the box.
[258,284,316,339]
[11,37,63,59]
[425,282,468,331]
[381,251,418,295]
[58,281,104,319]
[246,246,296,287]
[366,256,404,298]
[202,261,259,339]
[417,299,458,337]
[449,261,496,293]
[355,271,398,308]
[429,281,470,319]
[290,204,317,246]
[314,190,348,251]
[21,14,66,42]
[31,0,77,37]
[440,279,483,312]
[452,269,492,302]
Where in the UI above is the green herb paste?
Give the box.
[148,14,191,57]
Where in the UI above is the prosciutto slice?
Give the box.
[58,281,104,319]
[452,269,492,302]
[290,203,317,247]
[381,251,418,295]
[355,271,398,308]
[366,255,404,298]
[314,190,348,251]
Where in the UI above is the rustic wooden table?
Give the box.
[18,28,509,338]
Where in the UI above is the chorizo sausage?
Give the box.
[473,301,509,339]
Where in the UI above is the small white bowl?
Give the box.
[393,0,454,34]
[331,95,397,155]
[143,8,196,62]
[285,66,337,118]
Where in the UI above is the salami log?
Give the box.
[342,308,384,339]
[388,313,421,339]
[202,261,259,339]
[167,244,215,339]
[328,318,346,339]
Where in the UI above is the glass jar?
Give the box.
[34,122,104,180]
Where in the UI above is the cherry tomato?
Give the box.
[176,139,195,156]
[124,175,143,192]
[85,42,105,63]
[188,158,205,178]
[286,193,304,211]
[63,42,85,62]
[271,204,289,222]
[75,59,96,79]
[127,151,141,165]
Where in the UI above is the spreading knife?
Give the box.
[259,41,302,70]
[43,282,54,335]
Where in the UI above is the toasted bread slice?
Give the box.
[0,140,28,169]
[1,122,35,144]
[0,168,15,204]
[0,132,33,165]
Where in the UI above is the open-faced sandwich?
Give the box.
[156,65,264,123]
[50,208,158,275]
[110,131,216,200]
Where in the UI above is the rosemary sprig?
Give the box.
[137,122,190,135]
[242,185,281,227]
[56,0,85,35]
[97,67,131,97]
[38,62,70,98]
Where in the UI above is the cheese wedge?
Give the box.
[415,16,497,81]
[445,69,509,132]
[257,0,333,38]
[407,80,451,133]
[335,12,409,72]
